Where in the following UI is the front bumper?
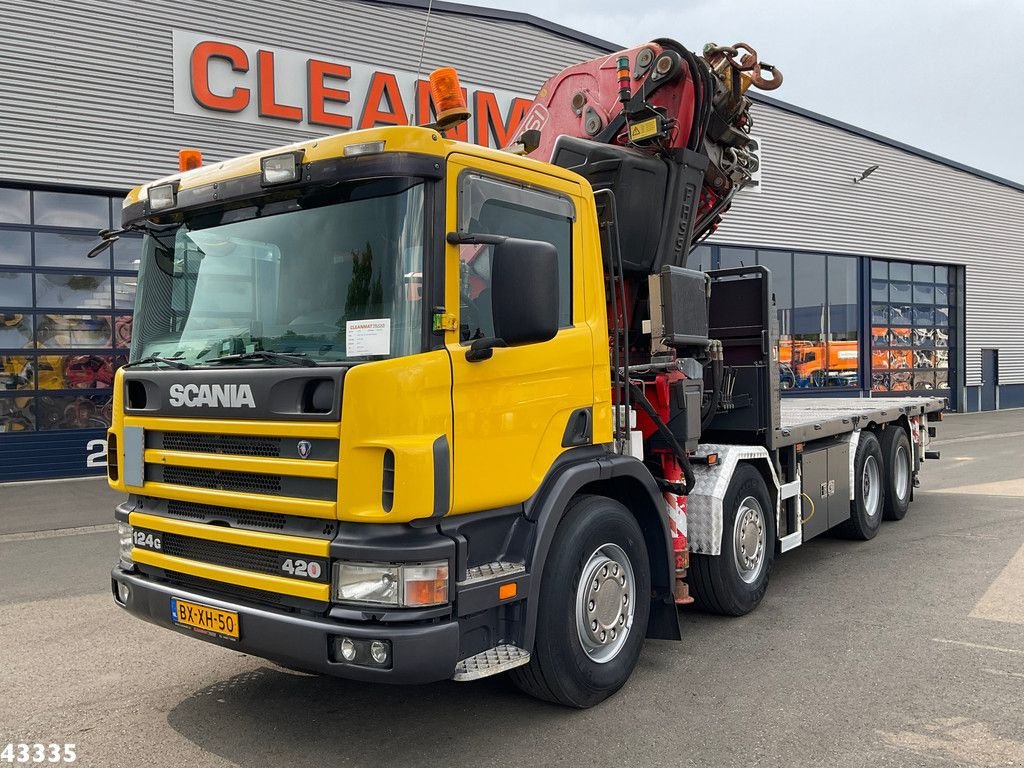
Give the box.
[111,567,461,684]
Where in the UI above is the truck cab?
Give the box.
[109,125,674,705]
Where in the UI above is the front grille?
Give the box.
[162,432,282,457]
[150,463,337,500]
[166,500,287,531]
[137,497,337,539]
[162,570,287,607]
[160,532,282,576]
[163,466,282,495]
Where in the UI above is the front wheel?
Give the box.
[689,463,775,616]
[509,494,650,708]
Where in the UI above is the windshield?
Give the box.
[130,177,426,366]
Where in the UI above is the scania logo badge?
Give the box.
[297,440,312,459]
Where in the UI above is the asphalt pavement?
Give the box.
[2,411,1023,767]
[1,476,120,535]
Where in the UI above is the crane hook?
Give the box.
[750,61,783,91]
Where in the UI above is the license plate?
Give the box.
[170,597,239,640]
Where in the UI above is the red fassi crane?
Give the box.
[512,39,781,250]
[509,40,783,603]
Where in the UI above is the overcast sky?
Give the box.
[470,0,1022,185]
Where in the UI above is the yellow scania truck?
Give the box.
[105,42,944,707]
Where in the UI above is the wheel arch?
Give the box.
[688,446,782,557]
[522,452,680,647]
[884,414,913,441]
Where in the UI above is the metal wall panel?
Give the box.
[0,429,107,482]
[0,0,603,189]
[714,103,1024,386]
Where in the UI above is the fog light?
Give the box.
[116,582,131,604]
[333,637,393,668]
[261,151,303,185]
[339,637,356,661]
[147,183,177,211]
[370,640,388,665]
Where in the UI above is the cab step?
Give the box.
[459,561,525,585]
[452,644,531,681]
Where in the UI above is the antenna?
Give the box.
[411,0,436,122]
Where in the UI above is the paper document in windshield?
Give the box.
[346,319,391,356]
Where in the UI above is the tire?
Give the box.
[509,494,651,708]
[880,425,912,521]
[689,463,774,616]
[838,431,884,540]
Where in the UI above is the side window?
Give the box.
[457,173,573,342]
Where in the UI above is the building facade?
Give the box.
[0,0,1021,481]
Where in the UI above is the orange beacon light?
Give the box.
[178,148,203,172]
[428,67,471,130]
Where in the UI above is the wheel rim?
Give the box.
[575,543,636,664]
[732,496,766,584]
[863,454,881,518]
[893,444,910,501]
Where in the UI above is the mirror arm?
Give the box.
[465,337,507,363]
[87,237,118,259]
[446,232,507,246]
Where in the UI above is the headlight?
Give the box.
[147,183,177,211]
[334,560,449,607]
[260,151,303,185]
[335,562,400,605]
[117,521,134,566]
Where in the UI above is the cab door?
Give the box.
[445,154,597,515]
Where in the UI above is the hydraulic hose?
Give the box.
[653,38,714,150]
[627,381,697,495]
[701,340,724,431]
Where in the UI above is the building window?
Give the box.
[0,186,133,434]
[871,258,951,393]
[0,188,31,225]
[691,245,956,399]
[789,251,858,388]
[700,246,860,389]
[689,244,713,273]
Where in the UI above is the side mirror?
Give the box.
[491,236,559,344]
[448,233,560,362]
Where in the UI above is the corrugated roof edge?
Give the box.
[360,0,1024,196]
[748,92,1024,195]
[355,0,621,53]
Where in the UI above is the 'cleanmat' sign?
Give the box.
[172,30,532,148]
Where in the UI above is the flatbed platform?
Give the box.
[776,396,946,446]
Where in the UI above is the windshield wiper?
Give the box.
[123,355,191,370]
[201,350,318,367]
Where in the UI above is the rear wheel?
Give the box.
[839,431,884,540]
[880,426,913,520]
[689,463,775,616]
[509,494,651,708]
